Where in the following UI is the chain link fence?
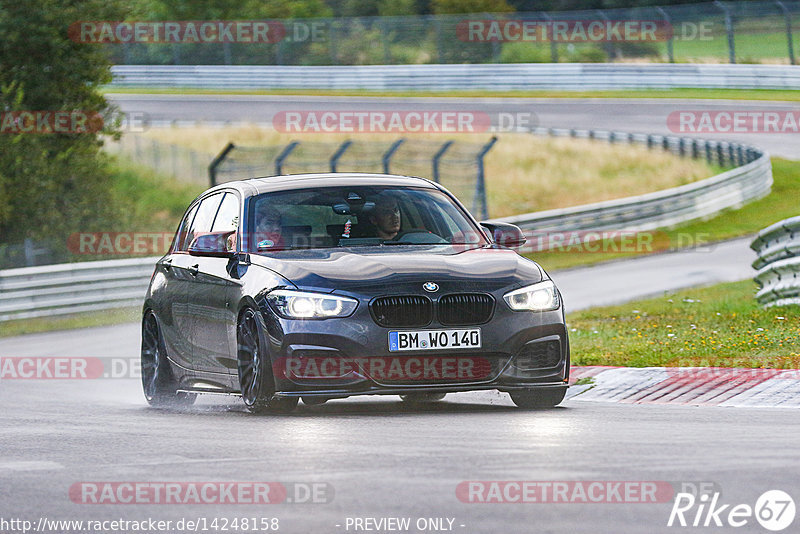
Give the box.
[210,138,498,219]
[104,0,800,66]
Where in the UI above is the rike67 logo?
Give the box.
[668,490,795,531]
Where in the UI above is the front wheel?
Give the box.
[510,388,566,409]
[141,311,196,407]
[237,308,298,414]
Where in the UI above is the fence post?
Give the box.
[208,142,236,187]
[540,12,558,62]
[705,140,713,164]
[383,139,405,174]
[714,1,736,63]
[432,140,454,183]
[474,136,498,220]
[223,41,232,65]
[596,10,615,61]
[656,7,675,63]
[776,1,796,65]
[329,18,338,64]
[381,18,391,64]
[330,140,352,172]
[434,16,444,63]
[275,141,300,175]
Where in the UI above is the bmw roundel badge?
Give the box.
[423,282,439,292]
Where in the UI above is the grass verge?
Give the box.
[527,157,800,272]
[1,308,140,338]
[140,127,716,219]
[567,280,800,368]
[103,86,800,102]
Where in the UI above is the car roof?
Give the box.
[207,173,439,198]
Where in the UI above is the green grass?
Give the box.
[1,307,140,338]
[102,86,800,102]
[567,280,800,368]
[527,157,800,272]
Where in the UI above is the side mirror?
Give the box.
[188,231,236,258]
[480,222,527,248]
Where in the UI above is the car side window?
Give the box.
[174,203,199,252]
[212,192,240,251]
[185,193,224,250]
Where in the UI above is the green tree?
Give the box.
[0,0,127,259]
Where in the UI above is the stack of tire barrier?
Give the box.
[751,216,800,307]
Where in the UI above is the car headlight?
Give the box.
[266,290,358,319]
[503,280,560,311]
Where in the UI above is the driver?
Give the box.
[253,203,284,250]
[369,194,401,240]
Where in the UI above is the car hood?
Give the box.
[249,245,544,294]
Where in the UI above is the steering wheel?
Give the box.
[393,229,447,244]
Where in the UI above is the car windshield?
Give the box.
[245,185,488,253]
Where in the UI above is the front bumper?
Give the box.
[259,293,570,396]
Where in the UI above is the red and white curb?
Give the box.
[566,366,800,408]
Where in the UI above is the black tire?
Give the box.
[510,388,567,409]
[237,308,298,414]
[141,311,196,407]
[400,392,447,403]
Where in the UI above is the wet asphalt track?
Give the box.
[4,237,800,533]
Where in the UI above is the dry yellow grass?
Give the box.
[140,126,715,218]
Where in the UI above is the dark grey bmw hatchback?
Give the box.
[141,173,570,413]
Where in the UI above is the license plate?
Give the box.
[388,329,481,352]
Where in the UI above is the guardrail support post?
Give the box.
[679,137,686,156]
[715,1,736,63]
[737,145,745,165]
[330,140,352,172]
[209,142,236,187]
[705,141,713,164]
[716,142,725,166]
[275,141,300,175]
[474,136,497,220]
[382,139,405,174]
[776,1,796,65]
[432,140,454,184]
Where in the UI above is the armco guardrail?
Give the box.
[751,216,800,307]
[0,257,158,322]
[110,64,800,91]
[0,130,772,322]
[490,128,772,234]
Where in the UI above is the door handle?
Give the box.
[188,264,199,277]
